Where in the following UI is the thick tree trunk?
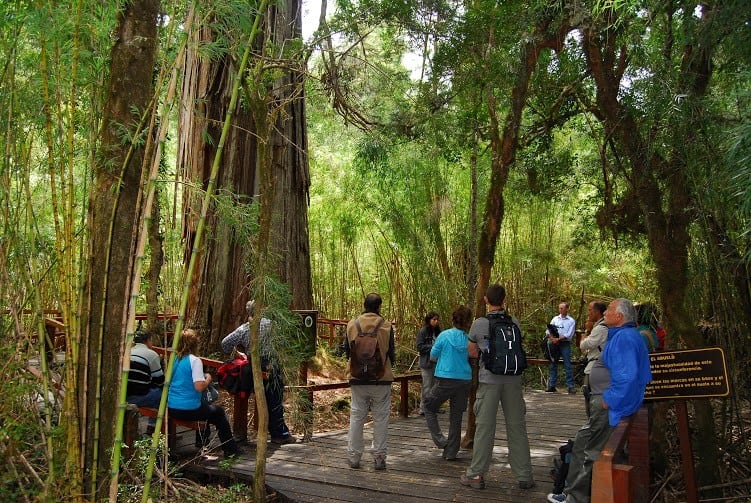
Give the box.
[582,19,721,492]
[179,0,311,351]
[79,0,159,499]
[178,21,259,350]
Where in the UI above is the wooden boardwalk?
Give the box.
[177,389,587,502]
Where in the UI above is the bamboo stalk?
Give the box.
[107,12,187,498]
[140,1,270,499]
[36,2,84,496]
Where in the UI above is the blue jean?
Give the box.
[168,403,238,456]
[127,387,162,425]
[549,341,574,389]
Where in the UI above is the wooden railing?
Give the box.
[592,405,650,503]
[153,346,423,438]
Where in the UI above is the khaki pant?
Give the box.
[466,380,533,483]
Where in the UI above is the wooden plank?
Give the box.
[175,389,592,502]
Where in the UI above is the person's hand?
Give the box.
[205,373,212,383]
[602,400,609,410]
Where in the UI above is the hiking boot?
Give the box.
[460,473,485,489]
[546,387,557,392]
[442,450,459,461]
[518,480,536,489]
[374,455,386,470]
[568,387,576,394]
[271,435,297,445]
[348,458,361,469]
[432,434,448,449]
[547,494,567,502]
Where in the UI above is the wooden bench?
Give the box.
[134,406,208,450]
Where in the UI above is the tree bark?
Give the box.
[581,12,722,490]
[465,10,571,445]
[79,0,159,499]
[179,0,312,351]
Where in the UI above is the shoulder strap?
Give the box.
[355,319,363,336]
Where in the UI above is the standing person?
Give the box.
[344,293,395,470]
[168,328,241,458]
[460,284,535,490]
[423,306,473,460]
[221,300,296,444]
[578,301,608,417]
[126,330,165,434]
[416,311,441,415]
[547,302,577,394]
[547,298,652,503]
[635,303,659,352]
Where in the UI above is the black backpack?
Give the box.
[349,318,386,380]
[482,312,527,376]
[550,439,574,494]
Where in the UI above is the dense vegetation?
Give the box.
[1,0,749,501]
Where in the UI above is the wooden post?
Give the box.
[233,395,249,441]
[612,464,634,503]
[629,407,650,503]
[399,378,409,417]
[676,401,699,503]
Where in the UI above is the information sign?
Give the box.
[644,347,729,401]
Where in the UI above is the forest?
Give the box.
[1,0,750,501]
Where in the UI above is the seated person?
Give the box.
[126,330,164,433]
[168,328,241,458]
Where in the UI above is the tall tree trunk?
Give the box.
[266,0,313,312]
[179,0,311,351]
[79,0,159,499]
[464,11,571,446]
[178,19,259,350]
[581,12,722,490]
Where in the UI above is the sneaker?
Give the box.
[568,387,576,394]
[374,455,386,470]
[546,387,557,392]
[348,459,361,469]
[460,473,485,489]
[518,480,536,489]
[270,435,297,445]
[433,434,448,449]
[547,493,566,502]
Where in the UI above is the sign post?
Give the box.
[644,348,729,503]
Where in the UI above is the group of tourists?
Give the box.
[125,300,296,460]
[343,286,653,503]
[127,286,654,501]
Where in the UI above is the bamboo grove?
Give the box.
[1,0,750,501]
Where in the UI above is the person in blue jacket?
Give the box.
[547,298,652,503]
[423,305,474,461]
